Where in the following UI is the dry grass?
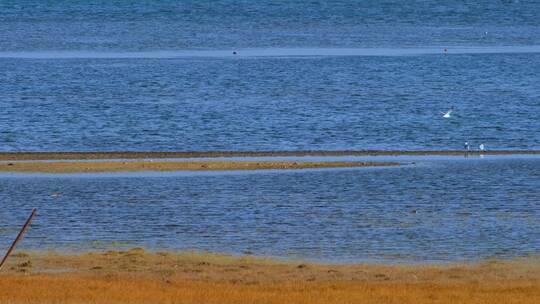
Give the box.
[0,160,395,173]
[1,274,539,304]
[1,249,539,303]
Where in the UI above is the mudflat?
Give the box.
[1,249,539,304]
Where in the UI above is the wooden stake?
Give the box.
[0,208,37,271]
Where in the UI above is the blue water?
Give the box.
[1,53,540,151]
[1,1,540,263]
[1,0,540,151]
[2,1,540,51]
[1,155,539,263]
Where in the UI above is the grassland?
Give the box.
[1,249,539,303]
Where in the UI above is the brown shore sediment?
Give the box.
[0,160,397,173]
[0,149,539,161]
[1,249,539,304]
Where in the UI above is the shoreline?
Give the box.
[4,249,539,280]
[0,160,397,173]
[1,150,540,161]
[1,249,539,303]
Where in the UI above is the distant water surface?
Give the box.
[2,1,540,51]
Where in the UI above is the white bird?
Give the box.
[441,108,453,118]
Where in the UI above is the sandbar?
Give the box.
[0,150,539,161]
[0,160,397,173]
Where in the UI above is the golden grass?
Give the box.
[1,274,539,304]
[1,249,539,303]
[0,160,396,173]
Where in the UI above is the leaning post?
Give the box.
[0,208,37,271]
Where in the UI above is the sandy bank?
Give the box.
[1,249,539,303]
[0,150,539,161]
[0,160,396,173]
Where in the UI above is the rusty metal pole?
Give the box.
[0,208,37,271]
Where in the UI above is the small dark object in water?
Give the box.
[233,51,237,55]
